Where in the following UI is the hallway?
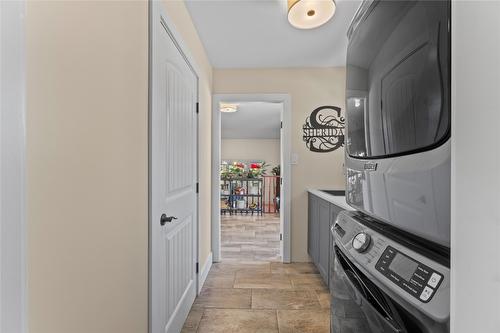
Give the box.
[221,214,281,262]
[181,262,330,333]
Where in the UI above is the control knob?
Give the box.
[352,232,371,253]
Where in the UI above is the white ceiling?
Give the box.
[221,102,282,139]
[185,0,362,68]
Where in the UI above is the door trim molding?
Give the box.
[198,251,213,293]
[149,2,201,332]
[211,94,292,263]
[0,1,28,332]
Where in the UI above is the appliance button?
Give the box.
[352,232,371,253]
[428,273,442,288]
[420,286,434,302]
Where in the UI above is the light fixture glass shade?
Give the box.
[287,0,336,29]
[219,103,238,113]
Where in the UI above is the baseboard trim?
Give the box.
[198,251,212,293]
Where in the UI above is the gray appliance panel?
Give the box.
[345,139,450,247]
[333,210,450,323]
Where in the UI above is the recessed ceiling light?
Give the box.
[287,0,336,30]
[219,103,238,113]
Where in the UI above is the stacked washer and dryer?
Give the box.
[331,0,451,332]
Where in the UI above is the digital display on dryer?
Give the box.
[376,246,444,303]
[389,253,419,281]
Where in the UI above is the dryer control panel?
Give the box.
[375,246,443,303]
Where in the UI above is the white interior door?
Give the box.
[150,12,198,333]
[1,2,27,332]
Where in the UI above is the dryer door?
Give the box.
[332,246,427,333]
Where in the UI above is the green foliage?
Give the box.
[220,161,269,179]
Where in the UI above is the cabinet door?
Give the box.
[328,204,344,291]
[308,194,319,263]
[317,199,331,283]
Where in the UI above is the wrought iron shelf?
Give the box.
[220,177,264,216]
[221,178,263,182]
[221,208,262,211]
[221,194,261,197]
[221,208,263,216]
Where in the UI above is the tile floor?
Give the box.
[181,261,330,333]
[221,214,281,262]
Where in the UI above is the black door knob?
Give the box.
[160,214,177,226]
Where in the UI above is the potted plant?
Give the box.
[247,162,268,178]
[228,162,245,178]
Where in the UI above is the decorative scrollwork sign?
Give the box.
[302,105,345,153]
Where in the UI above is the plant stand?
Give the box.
[220,178,263,216]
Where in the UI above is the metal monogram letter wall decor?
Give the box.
[302,105,345,153]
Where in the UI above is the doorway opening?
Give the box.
[212,94,292,263]
[220,102,282,261]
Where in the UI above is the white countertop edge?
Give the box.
[307,189,355,211]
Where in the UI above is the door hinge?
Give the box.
[280,233,283,241]
[280,121,283,128]
[196,182,199,193]
[196,262,199,274]
[280,178,283,185]
[196,102,199,114]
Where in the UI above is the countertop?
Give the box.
[307,189,355,211]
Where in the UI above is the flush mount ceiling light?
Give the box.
[219,103,239,113]
[287,0,336,29]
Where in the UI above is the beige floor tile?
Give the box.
[253,249,280,257]
[220,246,242,253]
[181,307,204,333]
[221,251,255,260]
[202,273,235,289]
[210,262,271,275]
[277,309,330,333]
[197,309,279,333]
[289,274,328,291]
[254,231,280,240]
[253,254,281,262]
[222,230,256,237]
[182,214,333,332]
[252,289,322,310]
[193,288,251,309]
[270,262,318,274]
[234,272,292,289]
[315,290,331,309]
[220,214,281,262]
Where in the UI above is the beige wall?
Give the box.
[222,139,280,168]
[27,1,149,332]
[161,0,213,271]
[214,68,346,261]
[26,1,212,332]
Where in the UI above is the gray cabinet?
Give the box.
[317,199,331,282]
[308,194,319,263]
[308,192,346,288]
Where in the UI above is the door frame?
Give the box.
[0,1,27,332]
[211,94,292,263]
[148,2,201,332]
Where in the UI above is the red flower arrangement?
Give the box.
[221,161,269,179]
